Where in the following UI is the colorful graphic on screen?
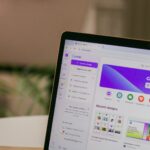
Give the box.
[126,120,150,141]
[100,64,150,94]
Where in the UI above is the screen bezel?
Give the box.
[44,31,150,150]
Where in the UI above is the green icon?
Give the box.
[116,92,123,99]
[127,94,134,101]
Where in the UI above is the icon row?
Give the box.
[106,91,148,103]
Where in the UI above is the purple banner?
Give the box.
[71,60,98,68]
[100,64,150,94]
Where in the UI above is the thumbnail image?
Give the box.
[143,123,150,141]
[126,120,150,141]
[94,112,123,136]
[126,121,144,139]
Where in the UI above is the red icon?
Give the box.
[138,96,144,102]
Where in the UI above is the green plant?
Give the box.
[0,65,55,117]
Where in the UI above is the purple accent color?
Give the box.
[100,64,150,94]
[143,123,150,140]
[71,60,98,68]
[65,53,69,57]
[107,91,112,96]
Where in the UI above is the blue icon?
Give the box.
[116,92,123,99]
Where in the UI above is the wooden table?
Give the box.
[0,147,43,150]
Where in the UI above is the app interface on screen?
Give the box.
[49,40,150,150]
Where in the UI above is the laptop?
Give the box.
[44,32,150,150]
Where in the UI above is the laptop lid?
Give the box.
[44,32,150,150]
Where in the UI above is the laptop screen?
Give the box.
[46,32,150,150]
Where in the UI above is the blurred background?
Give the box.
[0,0,150,118]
